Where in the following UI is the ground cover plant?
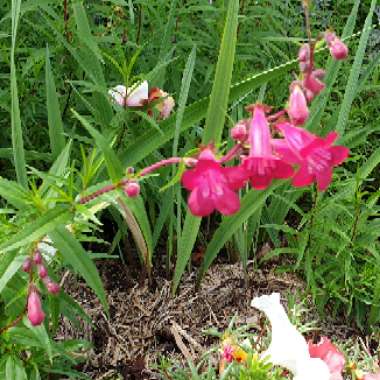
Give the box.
[0,0,379,378]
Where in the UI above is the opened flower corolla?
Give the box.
[181,148,247,217]
[274,123,349,191]
[109,80,149,107]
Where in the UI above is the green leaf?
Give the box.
[10,0,27,188]
[72,110,124,182]
[72,2,104,64]
[25,321,53,364]
[197,183,281,286]
[202,0,238,144]
[0,177,31,209]
[335,0,377,135]
[172,0,239,294]
[46,46,66,159]
[356,147,380,181]
[50,226,108,313]
[0,207,72,254]
[0,253,27,294]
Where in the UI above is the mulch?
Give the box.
[59,259,362,380]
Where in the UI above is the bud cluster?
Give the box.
[22,249,60,326]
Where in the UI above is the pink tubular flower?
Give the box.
[27,288,45,326]
[324,32,349,60]
[38,265,48,279]
[181,148,246,217]
[287,84,309,125]
[242,105,293,190]
[275,123,349,191]
[308,337,345,380]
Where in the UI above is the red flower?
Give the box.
[181,149,246,217]
[243,105,293,190]
[308,337,346,380]
[274,123,349,191]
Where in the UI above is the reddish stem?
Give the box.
[267,110,286,122]
[139,157,183,177]
[79,184,116,204]
[220,144,243,164]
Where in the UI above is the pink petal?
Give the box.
[272,139,300,164]
[214,187,240,215]
[308,337,346,376]
[223,165,248,190]
[187,187,215,217]
[250,173,273,190]
[181,169,201,190]
[363,370,380,380]
[287,85,309,126]
[330,146,349,166]
[316,168,333,191]
[273,160,294,179]
[292,165,314,188]
[248,105,272,157]
[325,131,339,145]
[126,80,149,107]
[276,122,315,153]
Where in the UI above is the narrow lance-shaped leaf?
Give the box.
[335,0,377,135]
[11,0,27,188]
[172,0,239,294]
[46,46,66,159]
[50,226,108,313]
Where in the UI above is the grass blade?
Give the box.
[11,0,27,188]
[335,0,377,135]
[45,46,66,159]
[172,0,239,293]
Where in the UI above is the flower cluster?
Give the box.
[180,32,349,217]
[22,249,60,326]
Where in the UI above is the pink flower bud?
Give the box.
[298,43,311,72]
[124,182,140,197]
[43,277,60,295]
[329,38,349,60]
[324,32,348,60]
[38,265,48,279]
[287,84,309,126]
[27,289,45,326]
[33,250,43,265]
[230,121,247,141]
[303,69,325,96]
[22,258,32,273]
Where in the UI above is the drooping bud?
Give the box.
[124,182,140,198]
[27,288,45,326]
[303,69,325,97]
[298,43,311,72]
[324,32,348,60]
[43,277,60,295]
[33,250,43,265]
[287,84,309,126]
[38,265,48,279]
[230,121,248,141]
[22,258,33,273]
